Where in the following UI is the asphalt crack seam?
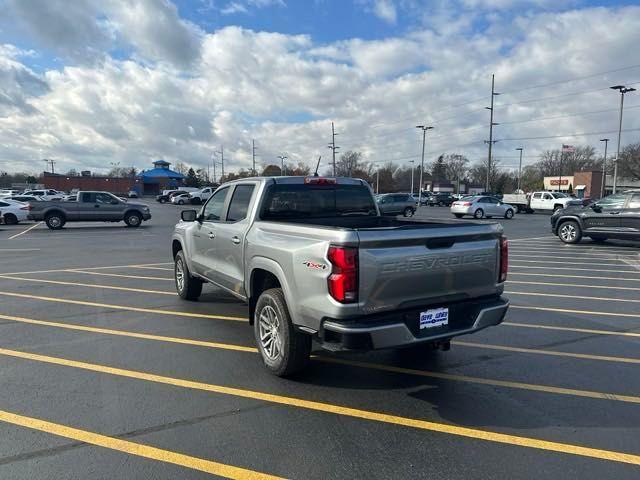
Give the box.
[0,403,273,466]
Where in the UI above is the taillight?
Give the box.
[461,202,471,206]
[327,246,358,303]
[20,205,32,210]
[499,236,508,283]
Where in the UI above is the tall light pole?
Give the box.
[409,159,415,196]
[599,138,609,197]
[328,122,339,176]
[416,125,434,207]
[252,139,257,175]
[277,155,288,176]
[515,148,523,191]
[484,74,500,192]
[610,85,636,193]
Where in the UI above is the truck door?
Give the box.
[95,192,123,220]
[529,192,543,210]
[191,187,230,280]
[212,183,257,295]
[75,192,100,220]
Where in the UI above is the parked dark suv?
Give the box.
[551,190,640,243]
[427,193,455,207]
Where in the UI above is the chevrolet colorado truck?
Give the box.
[28,191,151,229]
[171,176,509,376]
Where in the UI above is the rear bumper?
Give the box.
[318,296,509,351]
[450,205,473,214]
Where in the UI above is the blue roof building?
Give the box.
[137,160,185,195]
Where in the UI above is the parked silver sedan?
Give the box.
[450,195,515,219]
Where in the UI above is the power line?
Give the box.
[497,127,640,142]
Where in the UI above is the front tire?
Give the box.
[124,212,142,227]
[558,220,582,244]
[158,198,167,204]
[174,251,203,300]
[403,207,414,217]
[473,208,484,219]
[254,288,311,377]
[504,209,514,219]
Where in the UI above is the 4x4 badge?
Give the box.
[303,261,327,270]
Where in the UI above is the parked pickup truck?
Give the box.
[502,191,582,213]
[171,176,509,376]
[28,191,151,229]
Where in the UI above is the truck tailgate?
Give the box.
[357,223,502,314]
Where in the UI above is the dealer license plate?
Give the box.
[419,307,449,330]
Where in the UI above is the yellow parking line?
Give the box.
[0,275,174,296]
[510,247,639,256]
[0,262,173,276]
[507,280,640,291]
[7,222,43,240]
[453,340,640,365]
[2,312,638,405]
[510,305,640,318]
[2,348,640,465]
[509,272,640,282]
[68,270,173,281]
[510,257,638,267]
[503,321,640,338]
[511,264,640,274]
[0,409,281,479]
[506,291,640,304]
[0,291,247,322]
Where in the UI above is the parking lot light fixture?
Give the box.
[515,148,523,191]
[610,85,636,193]
[416,125,434,207]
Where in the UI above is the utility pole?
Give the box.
[376,167,379,194]
[599,138,609,197]
[252,139,257,175]
[328,122,339,176]
[610,85,636,193]
[416,125,433,207]
[217,145,224,181]
[484,74,500,192]
[43,159,50,173]
[277,155,288,176]
[46,159,56,174]
[515,148,523,191]
[409,159,415,196]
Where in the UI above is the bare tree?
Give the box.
[618,142,640,180]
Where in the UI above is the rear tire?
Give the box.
[45,213,65,230]
[174,250,203,300]
[124,212,142,227]
[178,199,185,205]
[473,208,484,219]
[158,198,166,204]
[3,213,18,225]
[558,220,582,244]
[254,288,311,377]
[504,209,514,219]
[403,207,414,217]
[454,213,464,218]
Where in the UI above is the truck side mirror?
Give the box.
[181,210,198,222]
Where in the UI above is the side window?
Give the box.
[543,193,553,200]
[83,192,97,203]
[629,194,640,209]
[533,193,542,199]
[96,193,114,204]
[479,197,490,203]
[203,187,228,221]
[0,202,8,207]
[598,194,626,209]
[227,185,255,222]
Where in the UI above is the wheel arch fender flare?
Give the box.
[247,257,296,325]
[555,215,583,233]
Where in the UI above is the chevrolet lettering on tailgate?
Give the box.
[380,252,492,274]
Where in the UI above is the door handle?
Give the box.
[609,211,621,215]
[231,236,241,244]
[208,232,216,239]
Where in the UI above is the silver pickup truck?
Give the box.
[28,191,151,229]
[172,177,509,376]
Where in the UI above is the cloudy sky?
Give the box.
[1,0,639,176]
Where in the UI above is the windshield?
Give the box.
[261,184,377,219]
[552,193,569,198]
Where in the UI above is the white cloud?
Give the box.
[372,0,398,24]
[1,4,639,177]
[221,0,286,15]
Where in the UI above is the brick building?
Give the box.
[42,172,137,194]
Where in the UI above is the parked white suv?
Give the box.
[23,189,64,201]
[529,191,580,212]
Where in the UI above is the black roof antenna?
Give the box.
[314,156,321,176]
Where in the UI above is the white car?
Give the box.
[0,198,31,224]
[23,189,64,201]
[171,193,192,205]
[451,195,515,219]
[0,189,21,197]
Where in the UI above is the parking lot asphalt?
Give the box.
[1,200,640,479]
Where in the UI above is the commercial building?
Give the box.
[138,160,186,195]
[543,170,638,198]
